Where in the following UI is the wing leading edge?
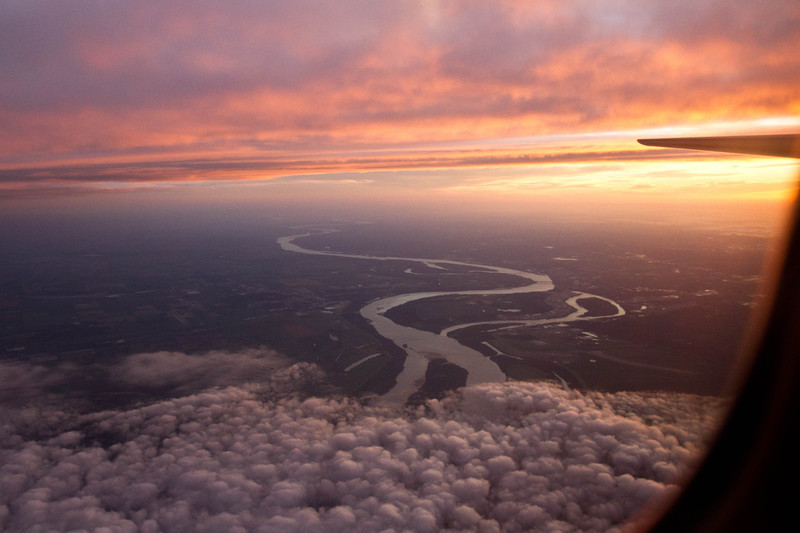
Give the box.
[638,133,800,159]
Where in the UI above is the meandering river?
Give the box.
[278,230,625,403]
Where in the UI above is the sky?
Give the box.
[1,0,799,211]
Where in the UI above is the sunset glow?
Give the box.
[1,1,798,208]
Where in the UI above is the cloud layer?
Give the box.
[0,349,293,412]
[0,355,723,532]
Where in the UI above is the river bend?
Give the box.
[278,230,624,403]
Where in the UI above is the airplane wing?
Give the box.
[638,133,800,159]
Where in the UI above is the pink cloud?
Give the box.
[0,367,726,532]
[0,1,798,181]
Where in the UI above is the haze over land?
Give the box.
[1,1,799,532]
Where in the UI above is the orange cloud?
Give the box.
[0,1,797,194]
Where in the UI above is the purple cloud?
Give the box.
[0,358,724,532]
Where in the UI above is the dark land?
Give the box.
[0,208,770,404]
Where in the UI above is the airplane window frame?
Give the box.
[637,135,800,532]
